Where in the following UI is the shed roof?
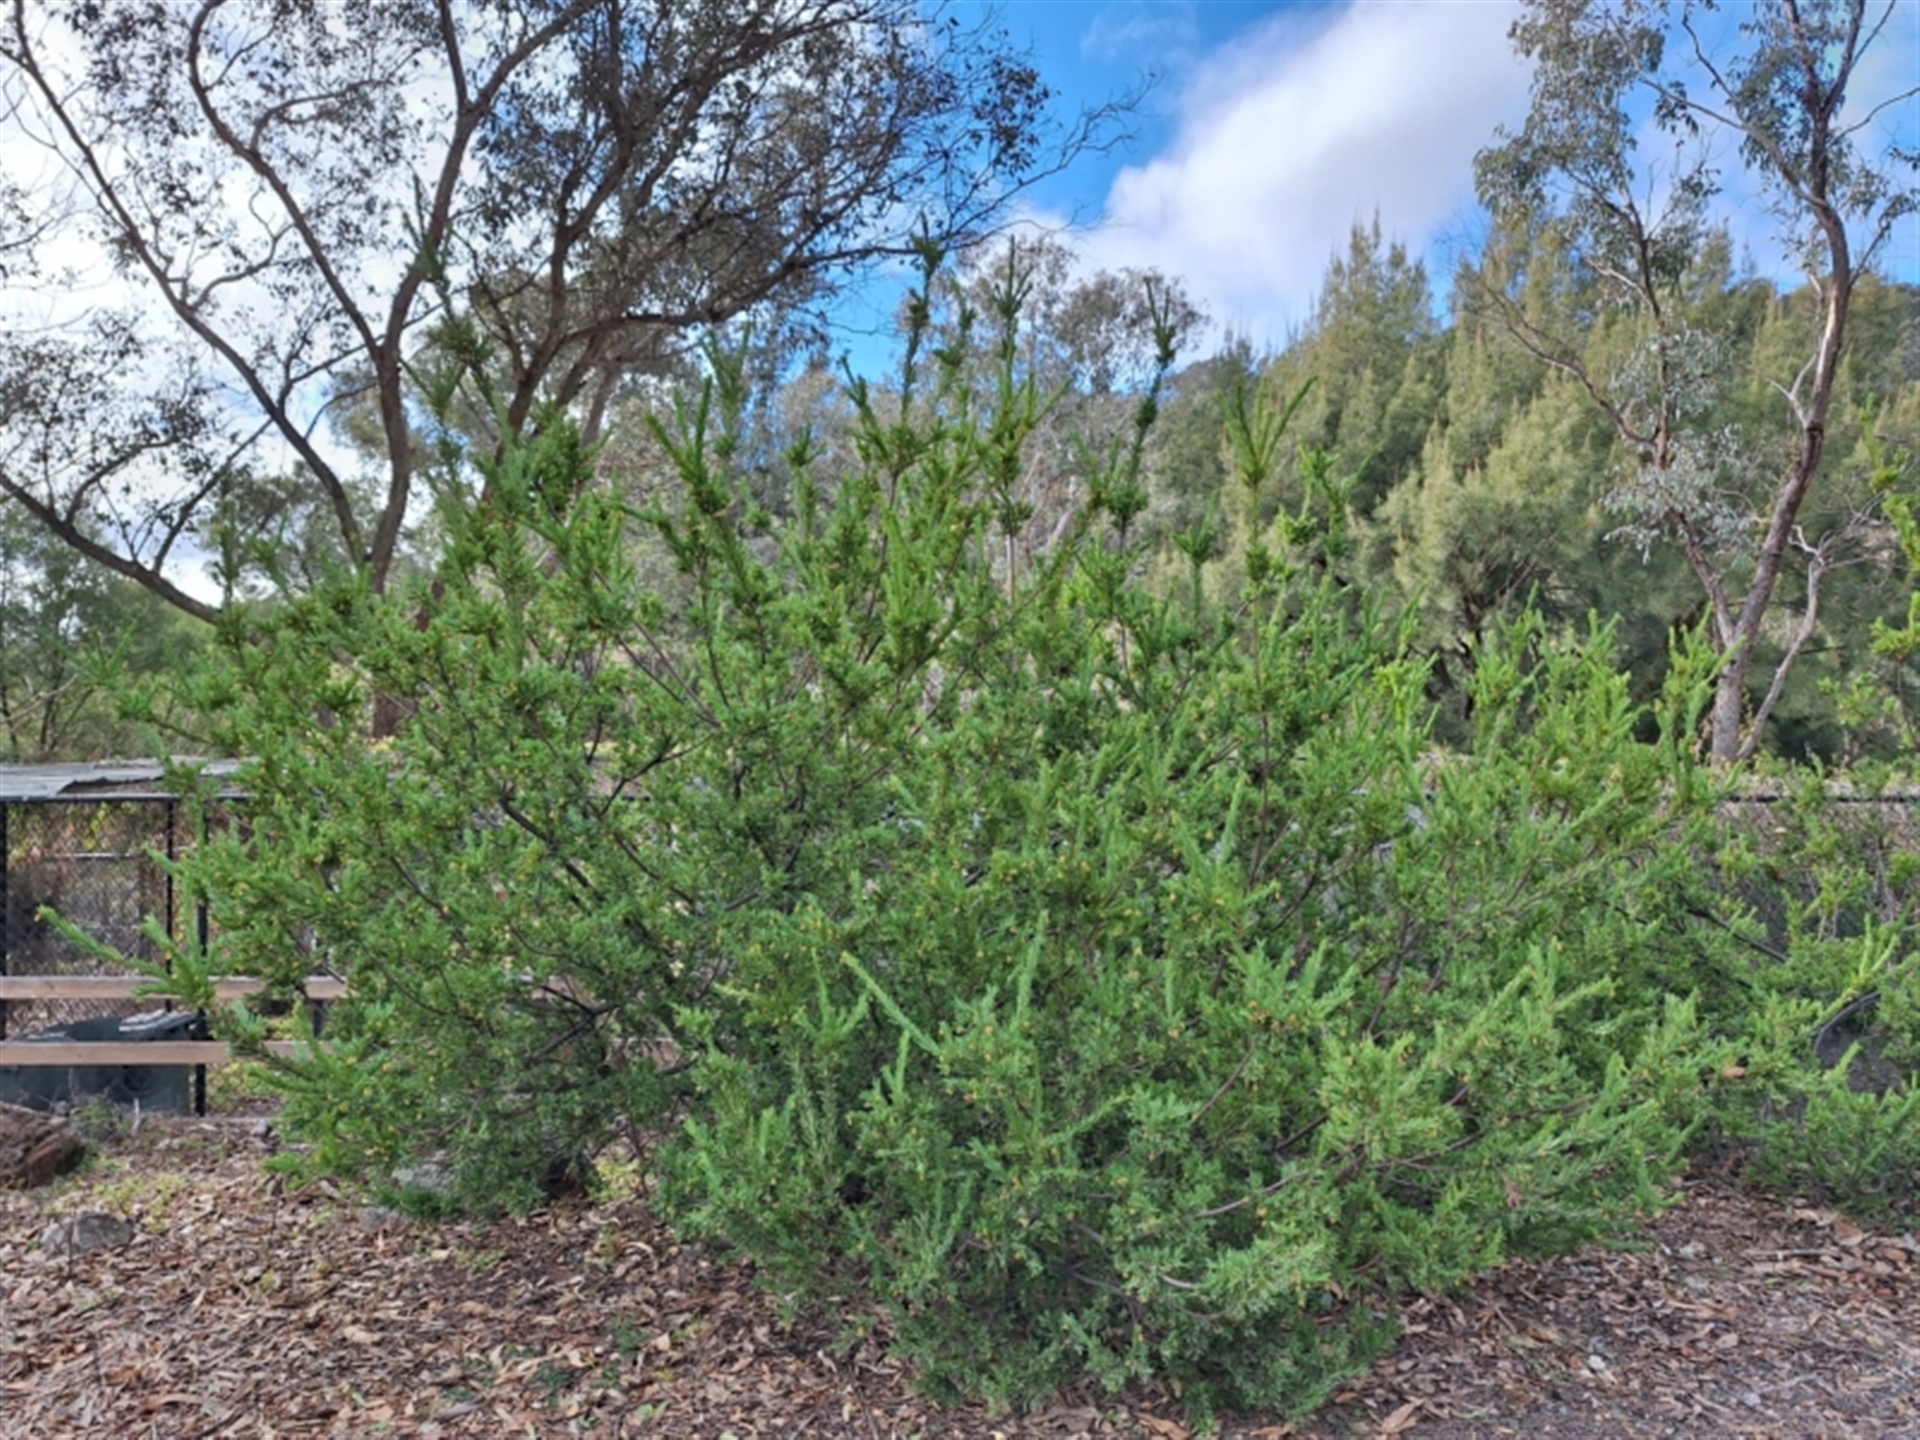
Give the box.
[0,759,244,803]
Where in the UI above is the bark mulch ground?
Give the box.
[3,1114,1918,1438]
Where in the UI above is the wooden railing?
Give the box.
[0,975,346,1066]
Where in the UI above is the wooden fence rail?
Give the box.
[0,1041,311,1065]
[0,976,348,1003]
[0,974,343,1067]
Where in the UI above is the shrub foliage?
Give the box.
[1703,766,1920,1229]
[139,252,1753,1417]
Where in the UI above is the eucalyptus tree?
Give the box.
[1474,0,1918,762]
[0,0,1112,617]
[933,236,1204,583]
[0,502,200,761]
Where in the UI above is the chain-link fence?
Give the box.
[2,764,237,1040]
[1718,786,1920,956]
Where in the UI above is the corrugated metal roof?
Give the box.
[0,759,244,802]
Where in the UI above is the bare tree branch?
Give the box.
[0,0,1121,613]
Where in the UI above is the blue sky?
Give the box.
[938,0,1537,350]
[904,0,1920,358]
[973,0,1331,226]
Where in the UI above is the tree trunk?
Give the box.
[1709,653,1751,765]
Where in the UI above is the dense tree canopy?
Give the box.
[2,0,1917,765]
[1144,218,1920,761]
[0,502,200,761]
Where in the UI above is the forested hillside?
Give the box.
[8,219,1914,766]
[665,218,1920,767]
[1137,222,1920,762]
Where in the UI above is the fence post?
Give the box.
[1,798,10,1041]
[167,796,211,1116]
[164,797,177,984]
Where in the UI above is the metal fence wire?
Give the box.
[1,790,219,1039]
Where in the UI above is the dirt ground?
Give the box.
[4,1112,1919,1438]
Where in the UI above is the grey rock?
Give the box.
[41,1211,135,1257]
[392,1154,456,1198]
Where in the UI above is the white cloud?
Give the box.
[1074,0,1531,346]
[1079,2,1202,65]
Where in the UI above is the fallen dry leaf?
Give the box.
[1377,1399,1423,1434]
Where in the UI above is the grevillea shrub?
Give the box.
[134,252,1742,1420]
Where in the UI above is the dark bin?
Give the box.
[0,1009,207,1112]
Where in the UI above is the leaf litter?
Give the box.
[2,1118,1917,1437]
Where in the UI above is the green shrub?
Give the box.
[1703,767,1920,1227]
[658,588,1738,1418]
[1735,1067,1920,1229]
[131,248,1743,1420]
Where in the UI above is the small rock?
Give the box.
[393,1153,457,1199]
[1586,1354,1607,1373]
[41,1212,135,1258]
